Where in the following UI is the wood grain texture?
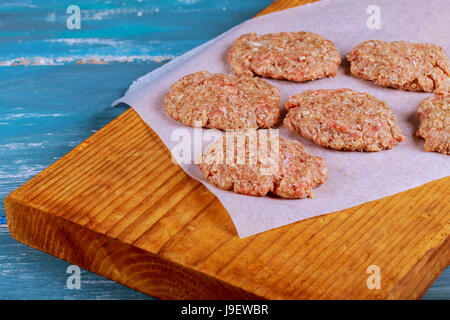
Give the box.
[5,0,450,300]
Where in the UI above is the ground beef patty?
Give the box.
[347,40,450,94]
[164,71,280,129]
[416,94,449,155]
[284,89,404,152]
[227,31,341,82]
[198,131,327,199]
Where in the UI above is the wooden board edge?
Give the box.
[256,0,319,16]
[4,194,263,300]
[6,108,136,199]
[387,234,450,299]
[5,189,449,300]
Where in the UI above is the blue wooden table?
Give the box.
[0,0,448,300]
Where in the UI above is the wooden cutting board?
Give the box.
[5,0,449,300]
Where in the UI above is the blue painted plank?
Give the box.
[0,0,270,65]
[422,268,450,300]
[0,0,447,300]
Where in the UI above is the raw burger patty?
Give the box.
[416,94,449,155]
[347,40,450,93]
[198,132,328,199]
[227,31,341,82]
[284,89,404,151]
[164,71,280,129]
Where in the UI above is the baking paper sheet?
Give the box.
[113,0,450,238]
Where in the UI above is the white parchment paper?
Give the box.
[114,0,450,238]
